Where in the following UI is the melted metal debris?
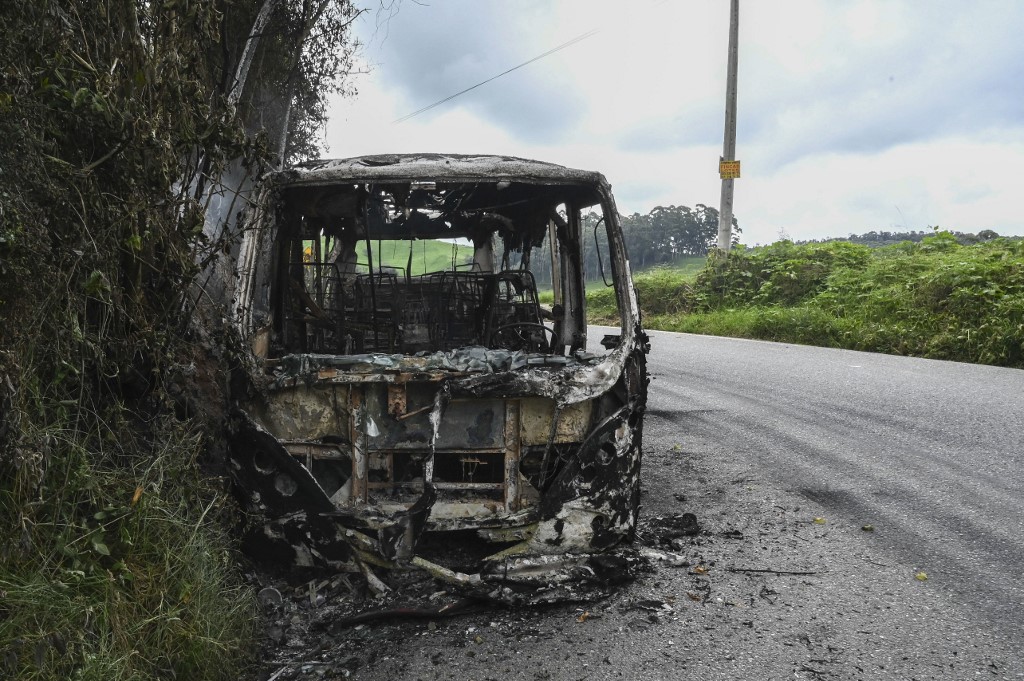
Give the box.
[269,345,594,383]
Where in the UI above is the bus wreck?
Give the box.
[229,154,649,602]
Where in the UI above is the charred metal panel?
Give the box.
[519,397,591,445]
[362,384,506,451]
[252,384,350,440]
[504,399,522,512]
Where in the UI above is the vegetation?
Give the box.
[593,233,1024,369]
[0,422,255,680]
[532,206,739,287]
[0,1,360,679]
[799,228,1002,248]
[355,239,474,275]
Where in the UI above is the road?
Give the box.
[640,330,1024,676]
[261,330,1024,680]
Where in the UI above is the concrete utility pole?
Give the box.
[717,0,740,252]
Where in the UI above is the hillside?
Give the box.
[355,238,474,274]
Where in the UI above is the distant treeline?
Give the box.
[799,228,1007,248]
[530,204,739,285]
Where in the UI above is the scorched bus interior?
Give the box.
[264,178,621,360]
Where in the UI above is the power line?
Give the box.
[392,29,599,124]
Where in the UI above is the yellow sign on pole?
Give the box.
[719,160,741,179]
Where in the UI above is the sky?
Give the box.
[323,0,1024,245]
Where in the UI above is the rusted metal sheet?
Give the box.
[386,382,406,417]
[504,399,521,512]
[349,387,367,505]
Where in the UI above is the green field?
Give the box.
[355,239,474,275]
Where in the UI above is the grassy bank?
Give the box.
[592,234,1024,368]
[0,416,256,680]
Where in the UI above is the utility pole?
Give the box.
[717,0,740,252]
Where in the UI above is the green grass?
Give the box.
[591,235,1024,368]
[557,257,708,324]
[304,238,475,276]
[587,260,707,324]
[659,255,707,279]
[0,415,257,681]
[651,306,857,347]
[356,239,474,275]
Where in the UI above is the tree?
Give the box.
[620,204,741,265]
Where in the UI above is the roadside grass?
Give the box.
[589,234,1024,368]
[0,411,257,681]
[587,264,706,324]
[546,256,707,323]
[651,306,856,347]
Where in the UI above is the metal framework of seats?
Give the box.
[282,261,545,355]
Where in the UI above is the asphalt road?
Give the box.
[638,329,1024,678]
[264,330,1024,680]
[645,330,1024,629]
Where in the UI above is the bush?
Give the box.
[0,4,276,678]
[695,241,872,307]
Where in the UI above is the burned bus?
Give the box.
[229,154,648,599]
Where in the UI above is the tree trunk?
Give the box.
[228,0,281,107]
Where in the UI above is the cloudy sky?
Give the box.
[324,0,1024,245]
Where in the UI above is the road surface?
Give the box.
[639,330,1024,677]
